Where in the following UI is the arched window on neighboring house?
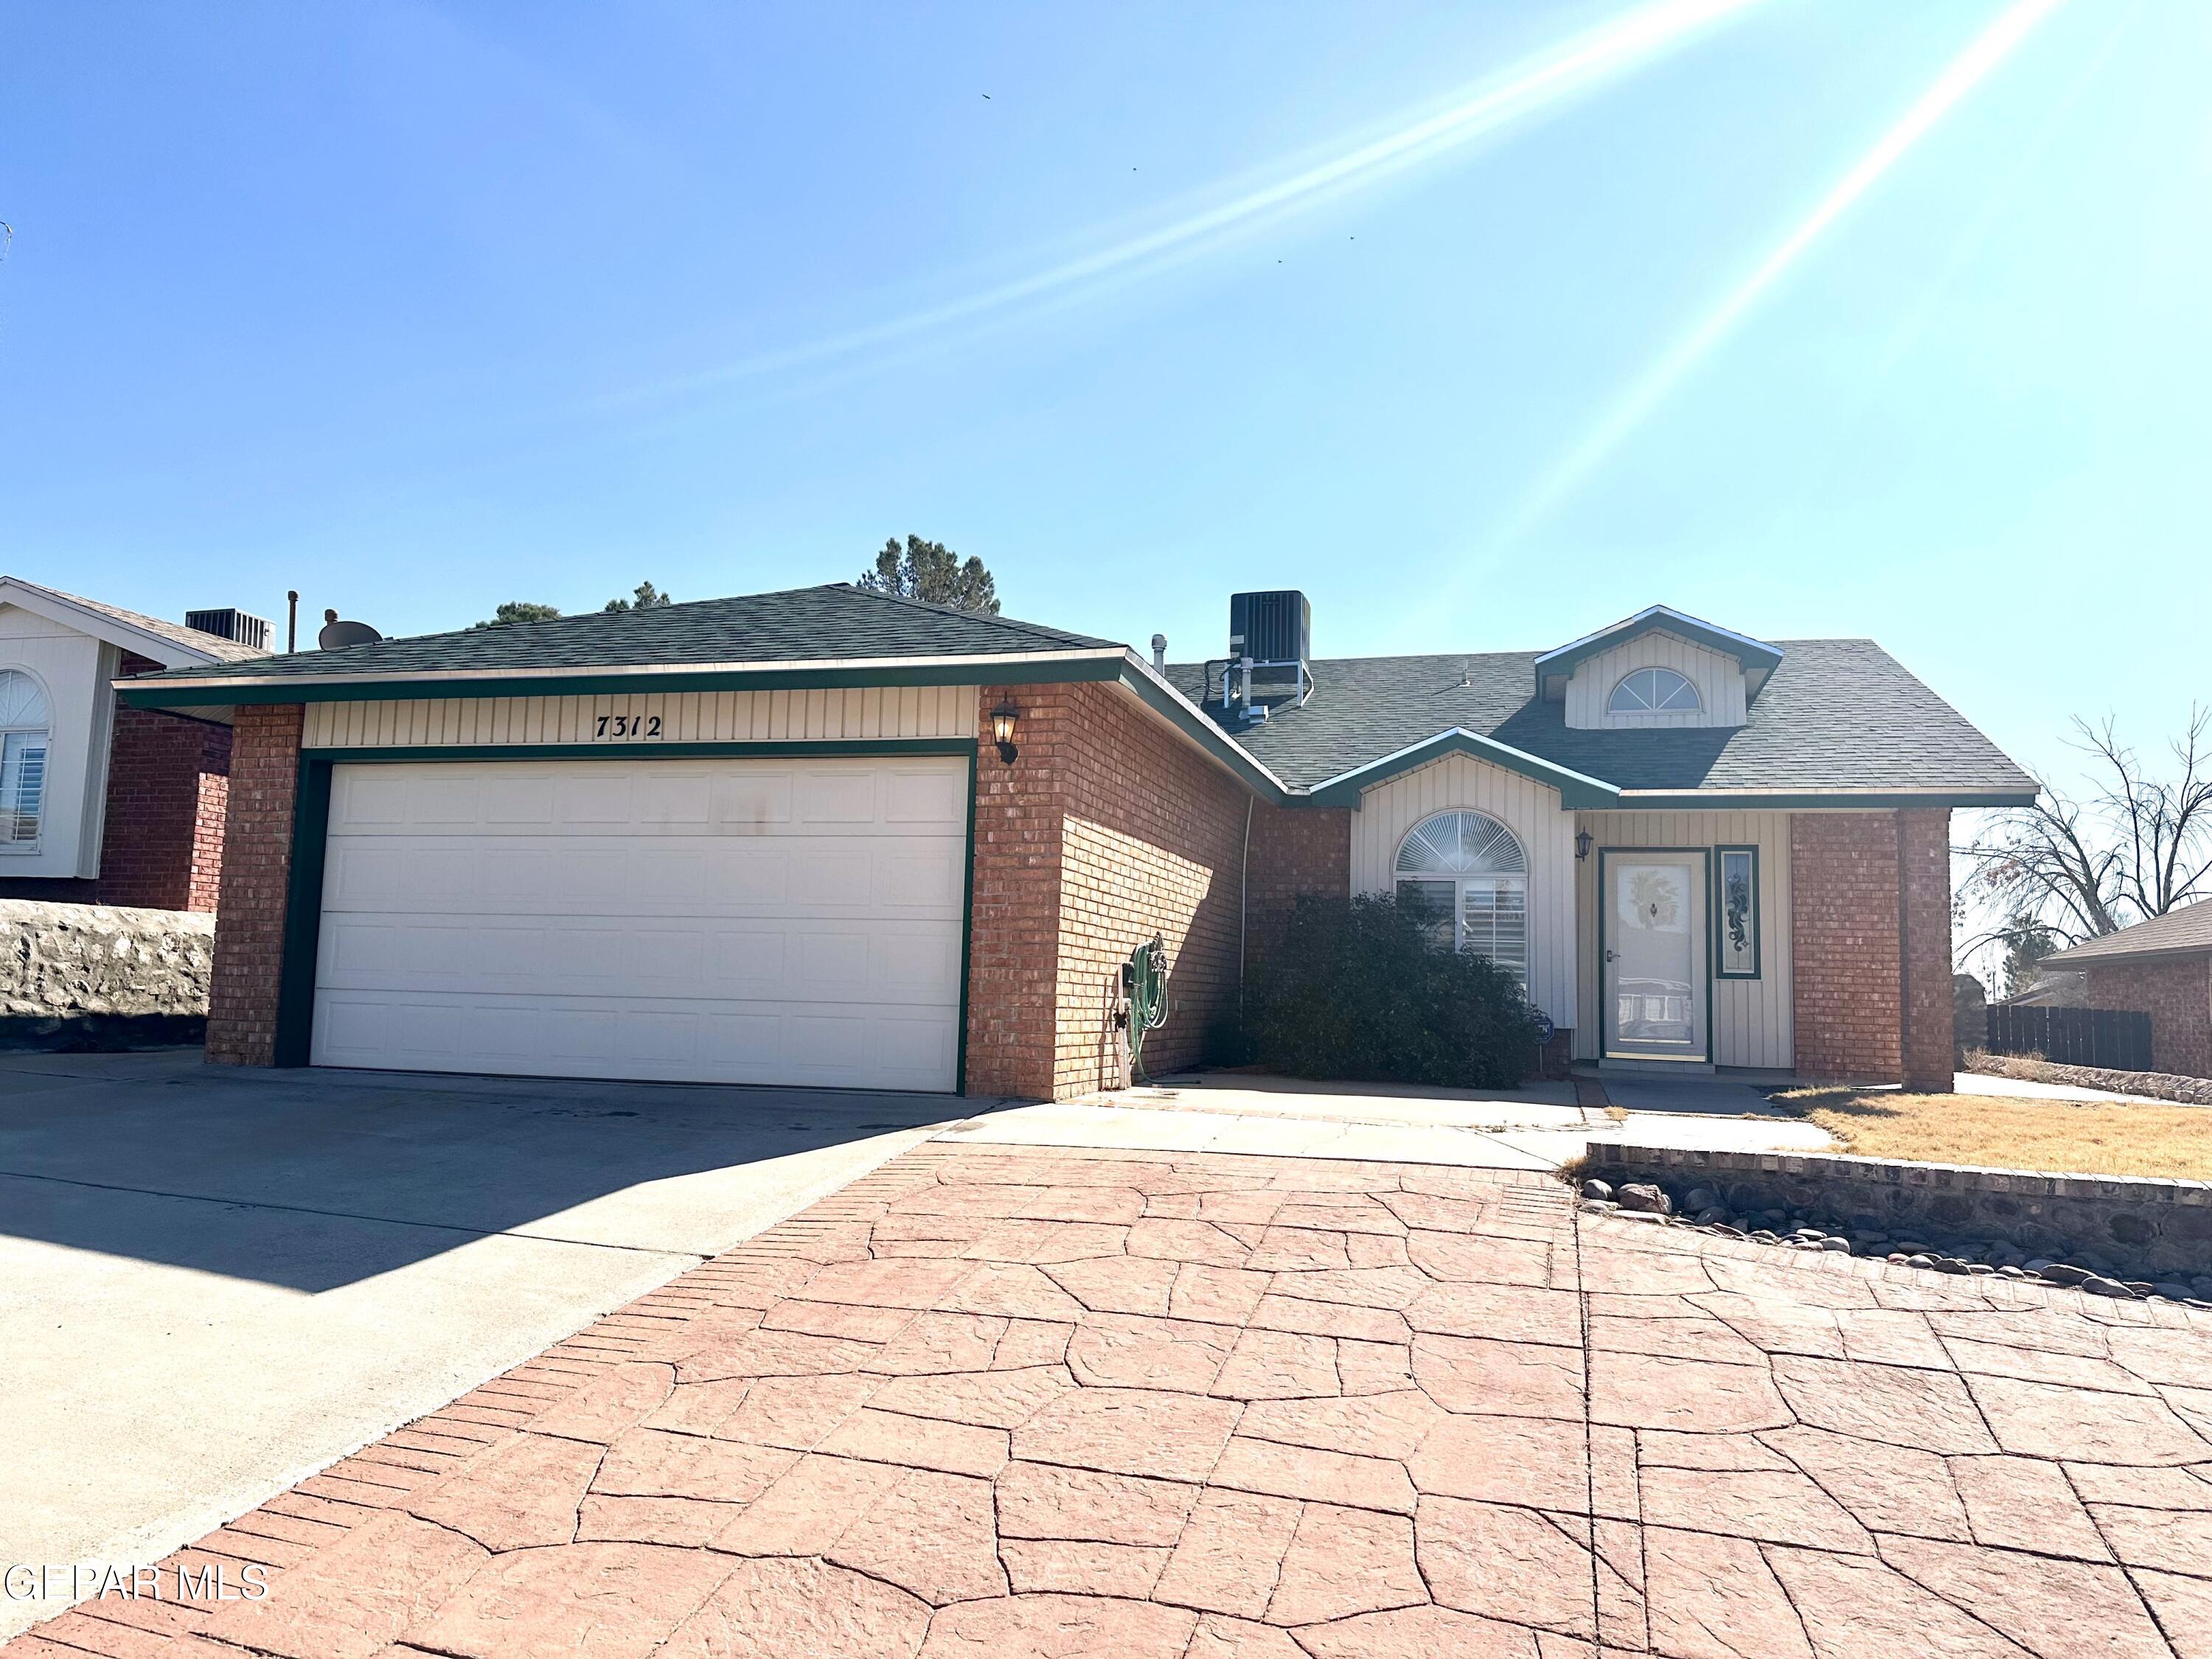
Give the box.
[0,669,52,847]
[1394,810,1528,990]
[1607,666,1701,714]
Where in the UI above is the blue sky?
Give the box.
[1,0,2203,785]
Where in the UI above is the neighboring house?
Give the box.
[0,577,269,911]
[118,588,2033,1096]
[2040,905,2212,1078]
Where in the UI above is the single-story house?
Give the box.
[0,577,268,911]
[2040,903,2212,1078]
[116,585,2034,1097]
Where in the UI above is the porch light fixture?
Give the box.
[990,703,1020,764]
[1575,829,1594,862]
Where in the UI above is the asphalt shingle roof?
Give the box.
[4,578,267,662]
[1164,639,2036,796]
[138,583,1116,685]
[2045,901,2212,965]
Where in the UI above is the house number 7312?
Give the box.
[594,714,662,738]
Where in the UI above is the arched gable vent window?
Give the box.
[1608,666,1701,714]
[1394,810,1528,989]
[0,669,51,846]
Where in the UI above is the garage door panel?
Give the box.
[312,757,967,1090]
[886,767,965,825]
[313,990,950,1091]
[713,772,793,827]
[796,769,877,824]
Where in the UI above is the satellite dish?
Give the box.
[318,618,383,650]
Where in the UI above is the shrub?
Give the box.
[1244,893,1544,1089]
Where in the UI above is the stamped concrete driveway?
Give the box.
[0,1049,970,1638]
[16,1138,2211,1658]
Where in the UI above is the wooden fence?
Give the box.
[1984,1004,2154,1072]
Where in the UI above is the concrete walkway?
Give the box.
[0,1051,972,1638]
[17,1140,2208,1658]
[939,1072,1834,1170]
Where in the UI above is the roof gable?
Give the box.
[0,577,265,667]
[1533,605,1784,701]
[2044,902,2212,966]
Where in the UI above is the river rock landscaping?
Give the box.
[1580,1178,2212,1308]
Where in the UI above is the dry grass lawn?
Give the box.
[1771,1088,2212,1180]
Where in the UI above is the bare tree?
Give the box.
[1959,709,2212,965]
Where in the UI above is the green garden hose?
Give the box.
[1124,936,1171,1084]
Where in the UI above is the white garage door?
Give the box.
[310,756,967,1092]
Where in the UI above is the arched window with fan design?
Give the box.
[1607,666,1701,715]
[1393,810,1528,990]
[0,669,52,847]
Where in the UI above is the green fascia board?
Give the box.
[1302,728,1622,810]
[1112,662,1292,803]
[1608,789,2039,811]
[116,650,1129,710]
[299,738,977,764]
[1531,607,1784,697]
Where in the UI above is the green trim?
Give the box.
[1305,729,1621,810]
[1596,846,1715,1064]
[118,655,1125,711]
[273,756,335,1067]
[1613,790,2036,810]
[1112,664,1290,803]
[298,738,976,764]
[268,740,982,1085]
[957,746,978,1096]
[1714,844,1761,981]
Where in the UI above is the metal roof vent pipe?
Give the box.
[1151,633,1166,673]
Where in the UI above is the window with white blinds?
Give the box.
[1393,810,1529,991]
[0,670,51,848]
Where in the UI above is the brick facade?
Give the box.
[2082,956,2212,1079]
[1898,808,1955,1091]
[0,652,232,911]
[965,681,1253,1099]
[1790,809,1954,1088]
[205,704,303,1066]
[94,653,234,911]
[1241,801,1352,977]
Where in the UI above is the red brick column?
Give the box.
[2084,957,2212,1078]
[964,684,1071,1099]
[1790,813,1904,1082]
[94,653,235,913]
[206,705,304,1066]
[1899,807,1955,1092]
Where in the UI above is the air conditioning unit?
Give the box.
[184,608,272,651]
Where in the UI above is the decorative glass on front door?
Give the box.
[1603,854,1706,1059]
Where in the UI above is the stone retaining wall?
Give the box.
[0,897,213,1048]
[1965,1051,2212,1106]
[1587,1141,2212,1281]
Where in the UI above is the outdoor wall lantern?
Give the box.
[1575,829,1594,862]
[990,703,1020,764]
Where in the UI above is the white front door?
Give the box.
[1602,852,1707,1061]
[309,755,968,1092]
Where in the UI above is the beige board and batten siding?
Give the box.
[1350,751,1579,1032]
[1573,810,1793,1068]
[1565,632,1747,730]
[302,685,979,750]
